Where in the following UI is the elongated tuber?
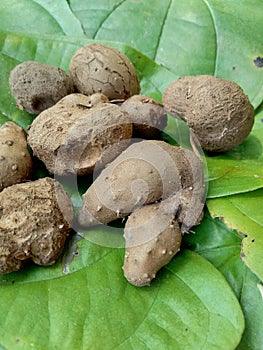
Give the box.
[0,122,32,191]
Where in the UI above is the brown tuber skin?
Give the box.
[162,75,254,153]
[123,198,182,287]
[121,94,167,139]
[78,140,205,233]
[0,122,32,191]
[69,43,140,100]
[9,61,74,114]
[28,94,133,176]
[0,177,74,274]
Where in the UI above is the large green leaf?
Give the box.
[184,213,263,350]
[0,0,84,36]
[68,0,263,108]
[0,243,244,350]
[207,188,263,282]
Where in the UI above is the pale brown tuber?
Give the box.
[69,43,140,100]
[0,122,32,191]
[123,198,182,286]
[78,140,205,233]
[28,94,133,176]
[121,94,167,139]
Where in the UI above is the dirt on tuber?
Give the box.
[0,177,74,275]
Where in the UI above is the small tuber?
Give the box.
[123,198,182,287]
[0,122,32,191]
[9,61,74,114]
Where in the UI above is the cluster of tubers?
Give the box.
[0,42,254,287]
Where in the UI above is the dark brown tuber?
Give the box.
[9,61,74,114]
[0,177,74,274]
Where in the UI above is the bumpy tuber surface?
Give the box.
[78,140,205,233]
[28,94,133,176]
[121,94,167,139]
[69,43,140,100]
[123,198,182,286]
[162,75,254,152]
[0,122,32,191]
[9,61,74,114]
[0,177,74,274]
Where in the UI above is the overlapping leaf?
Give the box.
[207,188,263,281]
[184,214,263,350]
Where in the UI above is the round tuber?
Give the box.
[9,61,74,114]
[78,140,205,233]
[162,75,254,152]
[69,43,140,100]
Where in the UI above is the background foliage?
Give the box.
[0,1,262,349]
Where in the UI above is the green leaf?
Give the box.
[0,244,244,350]
[184,213,263,350]
[0,0,84,36]
[206,110,263,198]
[68,0,263,108]
[207,189,263,282]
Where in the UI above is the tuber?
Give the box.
[0,122,32,191]
[78,140,205,233]
[121,94,167,139]
[123,197,182,286]
[9,61,74,114]
[0,177,74,274]
[162,75,254,152]
[69,43,140,100]
[28,94,133,176]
